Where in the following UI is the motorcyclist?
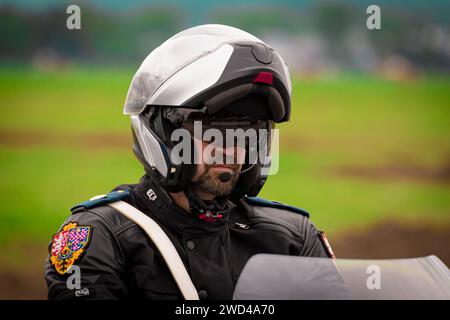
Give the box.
[44,24,334,300]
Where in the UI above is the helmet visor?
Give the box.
[170,118,273,166]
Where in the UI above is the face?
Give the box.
[190,137,245,197]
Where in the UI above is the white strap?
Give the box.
[106,200,199,300]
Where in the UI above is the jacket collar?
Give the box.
[125,175,232,235]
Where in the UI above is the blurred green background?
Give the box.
[0,0,449,299]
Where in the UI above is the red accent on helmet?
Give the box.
[252,72,273,85]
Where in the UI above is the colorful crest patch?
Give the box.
[49,222,92,275]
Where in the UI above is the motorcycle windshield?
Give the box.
[233,254,450,300]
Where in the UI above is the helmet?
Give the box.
[124,24,292,199]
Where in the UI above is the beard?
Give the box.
[191,165,240,197]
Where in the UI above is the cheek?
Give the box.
[192,138,206,165]
[192,163,206,181]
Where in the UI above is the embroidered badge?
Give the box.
[49,222,92,275]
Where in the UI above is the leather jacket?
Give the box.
[44,175,333,300]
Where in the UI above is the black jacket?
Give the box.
[44,176,333,300]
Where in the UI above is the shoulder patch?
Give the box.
[49,221,92,275]
[243,196,310,218]
[70,189,130,213]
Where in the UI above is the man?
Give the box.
[44,24,334,300]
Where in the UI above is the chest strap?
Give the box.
[90,195,199,300]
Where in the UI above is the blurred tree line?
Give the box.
[0,1,449,72]
[0,4,184,64]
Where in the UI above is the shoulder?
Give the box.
[240,196,312,239]
[46,190,137,276]
[67,189,136,235]
[243,196,310,218]
[239,196,333,257]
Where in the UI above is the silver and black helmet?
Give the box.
[123,24,292,198]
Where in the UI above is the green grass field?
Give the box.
[0,66,449,247]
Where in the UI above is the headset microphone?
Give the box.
[219,163,256,183]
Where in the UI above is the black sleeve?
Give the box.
[299,219,335,258]
[44,210,128,299]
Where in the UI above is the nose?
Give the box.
[222,144,236,157]
[220,144,246,164]
[201,140,246,165]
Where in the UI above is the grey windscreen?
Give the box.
[233,254,450,300]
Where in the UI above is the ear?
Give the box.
[165,136,197,193]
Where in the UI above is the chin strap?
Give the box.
[185,186,228,222]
